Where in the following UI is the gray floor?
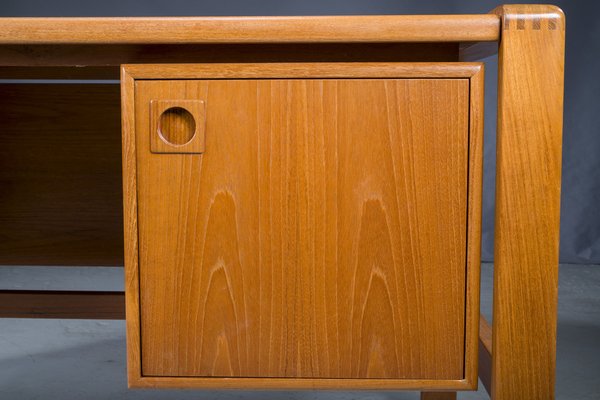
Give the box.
[0,263,598,399]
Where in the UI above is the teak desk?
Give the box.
[0,5,565,399]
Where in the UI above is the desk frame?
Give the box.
[0,5,565,399]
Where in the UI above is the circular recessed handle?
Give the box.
[158,106,196,146]
[150,100,205,154]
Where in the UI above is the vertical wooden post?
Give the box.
[492,5,565,400]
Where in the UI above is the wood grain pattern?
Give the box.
[150,99,206,153]
[122,64,481,390]
[0,16,499,44]
[122,62,483,389]
[127,376,473,390]
[492,5,565,400]
[123,62,481,80]
[0,290,124,319]
[121,67,142,386]
[0,83,123,266]
[137,78,468,379]
[464,65,484,390]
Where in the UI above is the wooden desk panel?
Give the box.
[122,62,484,389]
[0,84,123,266]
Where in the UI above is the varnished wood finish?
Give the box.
[420,392,457,400]
[150,99,206,153]
[0,16,499,44]
[123,63,483,389]
[479,315,492,395]
[121,69,142,387]
[0,290,124,319]
[0,84,123,266]
[465,64,484,390]
[128,376,473,390]
[137,78,468,380]
[0,8,566,396]
[123,62,480,80]
[479,315,492,355]
[492,5,565,400]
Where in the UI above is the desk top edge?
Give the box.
[0,15,500,44]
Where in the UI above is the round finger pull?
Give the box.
[158,106,196,146]
[150,100,206,154]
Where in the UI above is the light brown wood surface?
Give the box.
[150,99,206,153]
[0,83,123,266]
[123,62,480,80]
[122,62,483,389]
[464,62,484,390]
[492,5,565,400]
[121,67,140,387]
[137,77,468,380]
[0,16,499,44]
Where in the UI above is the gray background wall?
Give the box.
[1,0,598,264]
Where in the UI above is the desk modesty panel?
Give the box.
[121,63,484,390]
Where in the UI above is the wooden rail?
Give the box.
[0,290,125,319]
[0,16,500,44]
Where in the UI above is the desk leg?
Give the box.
[492,5,565,400]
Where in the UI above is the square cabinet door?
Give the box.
[122,63,483,389]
